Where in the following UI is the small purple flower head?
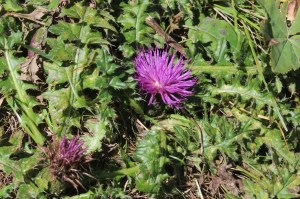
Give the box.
[58,136,86,164]
[134,46,197,108]
[46,136,92,190]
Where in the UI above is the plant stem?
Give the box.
[5,40,45,146]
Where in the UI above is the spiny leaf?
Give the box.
[118,0,154,56]
[82,118,107,153]
[48,21,80,41]
[134,130,169,196]
[210,80,287,131]
[61,2,117,32]
[202,115,251,161]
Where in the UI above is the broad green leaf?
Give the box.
[186,17,241,64]
[257,0,287,38]
[42,89,70,134]
[210,81,287,131]
[61,2,117,32]
[47,38,77,61]
[44,62,68,85]
[61,2,87,20]
[134,131,169,196]
[83,118,107,153]
[109,77,127,89]
[49,21,80,41]
[3,0,23,11]
[118,0,154,56]
[258,0,300,73]
[270,36,300,73]
[16,183,43,199]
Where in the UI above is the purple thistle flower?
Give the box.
[134,46,197,108]
[45,136,92,190]
[58,136,86,164]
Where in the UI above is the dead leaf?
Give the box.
[28,28,46,58]
[287,0,300,21]
[0,97,4,107]
[205,162,243,197]
[30,6,49,20]
[36,95,45,105]
[60,0,70,6]
[268,38,280,47]
[168,12,184,33]
[4,6,49,26]
[20,55,41,83]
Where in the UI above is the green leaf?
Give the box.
[61,2,117,32]
[263,130,295,165]
[80,26,110,45]
[44,62,68,85]
[16,183,42,199]
[0,184,14,198]
[0,38,45,145]
[210,80,288,131]
[186,17,239,64]
[118,0,154,56]
[94,18,117,33]
[96,50,119,74]
[270,36,300,73]
[134,131,169,196]
[82,118,107,153]
[3,0,23,11]
[47,38,77,61]
[289,6,300,35]
[42,89,70,133]
[47,0,59,9]
[49,21,81,41]
[257,0,287,38]
[258,0,300,73]
[202,115,250,161]
[61,2,87,20]
[0,31,22,49]
[275,76,283,93]
[109,77,127,89]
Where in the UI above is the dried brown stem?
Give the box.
[145,16,186,57]
[4,13,46,26]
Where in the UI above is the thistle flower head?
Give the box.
[46,136,92,190]
[134,46,197,108]
[59,136,86,164]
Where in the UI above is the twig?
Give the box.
[195,179,205,199]
[4,13,46,26]
[145,16,186,57]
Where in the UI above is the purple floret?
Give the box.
[46,136,91,190]
[134,46,197,108]
[59,136,86,164]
